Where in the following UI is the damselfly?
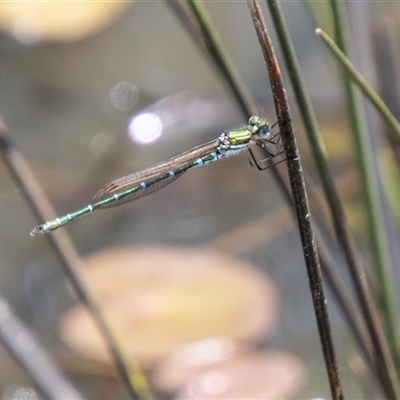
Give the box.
[30,116,283,236]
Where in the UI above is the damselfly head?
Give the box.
[247,116,271,139]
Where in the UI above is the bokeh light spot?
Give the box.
[128,112,163,145]
[109,81,138,111]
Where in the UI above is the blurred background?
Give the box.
[0,1,398,399]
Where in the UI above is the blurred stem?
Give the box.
[175,1,375,391]
[373,19,400,224]
[247,1,343,398]
[0,121,153,400]
[0,294,84,400]
[315,29,400,144]
[265,0,394,394]
[185,0,257,117]
[319,0,400,384]
[372,19,400,170]
[316,27,400,353]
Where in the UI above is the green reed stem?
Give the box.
[317,24,400,394]
[265,1,394,394]
[316,29,400,143]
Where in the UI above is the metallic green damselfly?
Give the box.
[30,116,283,236]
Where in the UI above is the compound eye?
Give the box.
[258,125,271,139]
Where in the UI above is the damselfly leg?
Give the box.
[248,123,285,171]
